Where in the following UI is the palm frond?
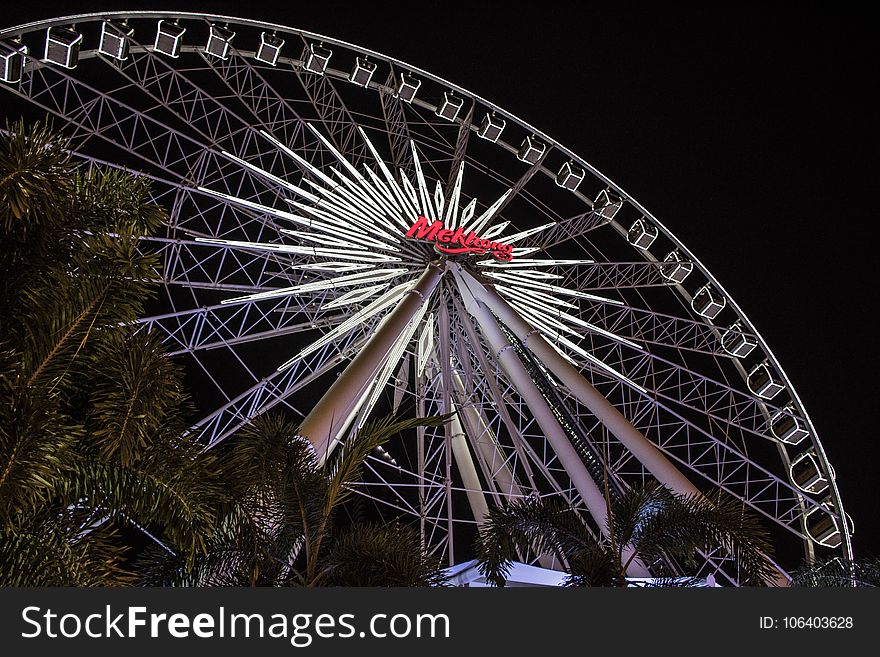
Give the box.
[0,120,200,585]
[608,480,675,561]
[201,413,329,585]
[633,488,777,586]
[217,413,326,565]
[139,497,305,587]
[219,413,319,494]
[322,523,448,587]
[0,118,75,228]
[0,382,80,529]
[84,329,189,466]
[0,514,134,586]
[72,166,166,235]
[563,545,622,587]
[323,414,451,512]
[476,496,597,586]
[630,576,705,588]
[59,461,219,566]
[14,237,160,392]
[136,544,201,587]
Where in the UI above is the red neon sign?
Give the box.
[405,216,513,262]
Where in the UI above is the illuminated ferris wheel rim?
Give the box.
[0,11,852,573]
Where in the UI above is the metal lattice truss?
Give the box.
[0,12,851,582]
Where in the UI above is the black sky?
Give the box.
[3,2,875,559]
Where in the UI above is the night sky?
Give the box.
[3,2,874,560]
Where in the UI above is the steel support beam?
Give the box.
[449,403,489,525]
[451,385,558,570]
[451,372,525,503]
[298,262,445,457]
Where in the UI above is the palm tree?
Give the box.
[476,481,777,587]
[322,522,449,587]
[139,413,452,587]
[0,119,225,585]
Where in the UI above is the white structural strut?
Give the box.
[457,267,700,497]
[298,262,446,457]
[449,404,490,525]
[452,266,649,577]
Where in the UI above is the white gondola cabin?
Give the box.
[44,27,82,69]
[556,161,584,191]
[205,25,235,60]
[721,321,757,358]
[99,21,134,61]
[436,92,464,121]
[349,57,376,87]
[790,452,830,495]
[154,20,185,58]
[0,40,27,83]
[397,73,420,102]
[478,113,506,142]
[747,361,784,399]
[805,501,853,549]
[256,33,284,66]
[302,43,332,74]
[627,218,658,249]
[691,283,726,319]
[593,189,622,219]
[660,250,692,283]
[517,135,545,164]
[770,404,810,445]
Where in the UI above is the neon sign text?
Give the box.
[405,216,513,261]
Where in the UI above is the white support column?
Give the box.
[461,294,610,531]
[452,304,542,492]
[417,374,427,547]
[456,267,700,497]
[449,405,490,525]
[298,262,445,458]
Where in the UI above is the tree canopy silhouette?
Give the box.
[0,119,225,585]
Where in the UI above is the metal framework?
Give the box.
[0,12,852,585]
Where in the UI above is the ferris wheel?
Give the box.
[0,12,853,585]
